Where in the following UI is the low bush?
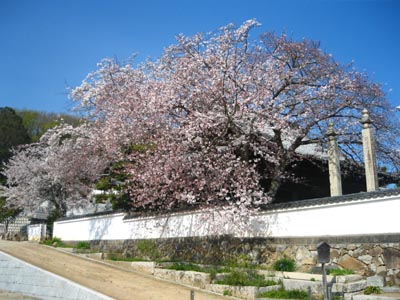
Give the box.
[41,237,69,248]
[273,257,296,272]
[223,290,232,296]
[258,288,308,299]
[364,286,382,295]
[74,241,90,250]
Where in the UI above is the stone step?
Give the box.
[353,295,400,300]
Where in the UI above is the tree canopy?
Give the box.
[3,20,400,223]
[0,107,31,165]
[71,20,400,218]
[1,124,109,216]
[16,109,82,142]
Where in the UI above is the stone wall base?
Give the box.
[75,234,400,285]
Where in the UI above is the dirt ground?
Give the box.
[0,240,231,300]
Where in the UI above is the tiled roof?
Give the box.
[56,209,123,222]
[262,188,400,211]
[56,189,400,222]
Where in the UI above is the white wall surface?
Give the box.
[27,224,47,242]
[53,194,400,241]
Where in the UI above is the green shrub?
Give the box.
[41,237,69,248]
[327,268,354,276]
[75,241,90,250]
[364,286,382,295]
[223,290,232,296]
[215,270,278,287]
[258,288,308,299]
[166,262,229,278]
[273,257,296,272]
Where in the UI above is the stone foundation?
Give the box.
[83,234,400,285]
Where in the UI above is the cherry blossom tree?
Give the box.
[1,124,109,216]
[71,20,400,217]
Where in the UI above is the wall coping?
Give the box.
[55,188,400,224]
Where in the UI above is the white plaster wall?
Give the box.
[53,195,400,241]
[249,196,400,237]
[53,211,231,241]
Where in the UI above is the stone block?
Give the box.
[336,275,363,284]
[154,268,211,289]
[130,261,156,275]
[369,246,383,257]
[282,279,323,294]
[296,246,317,266]
[382,286,400,293]
[347,244,359,251]
[354,248,367,257]
[369,263,376,274]
[358,255,373,265]
[383,248,400,269]
[338,254,367,272]
[331,249,340,258]
[207,283,280,300]
[343,291,363,300]
[376,265,387,276]
[333,280,367,293]
[353,295,399,300]
[366,275,384,287]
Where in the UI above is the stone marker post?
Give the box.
[326,123,342,197]
[360,109,378,192]
[317,242,331,300]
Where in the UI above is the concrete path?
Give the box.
[0,289,38,300]
[0,240,229,300]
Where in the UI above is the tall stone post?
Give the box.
[360,109,379,192]
[326,123,342,197]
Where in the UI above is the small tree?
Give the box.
[0,196,21,234]
[1,124,109,217]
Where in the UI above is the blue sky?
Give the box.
[0,0,399,113]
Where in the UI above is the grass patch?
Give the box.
[364,286,382,295]
[166,262,229,273]
[223,290,233,296]
[136,240,160,260]
[327,268,354,276]
[74,241,90,250]
[108,254,149,262]
[273,257,296,272]
[40,237,70,248]
[215,270,278,287]
[258,288,308,299]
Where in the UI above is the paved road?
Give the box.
[0,289,38,300]
[0,240,229,300]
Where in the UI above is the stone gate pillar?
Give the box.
[326,123,342,196]
[360,109,379,192]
